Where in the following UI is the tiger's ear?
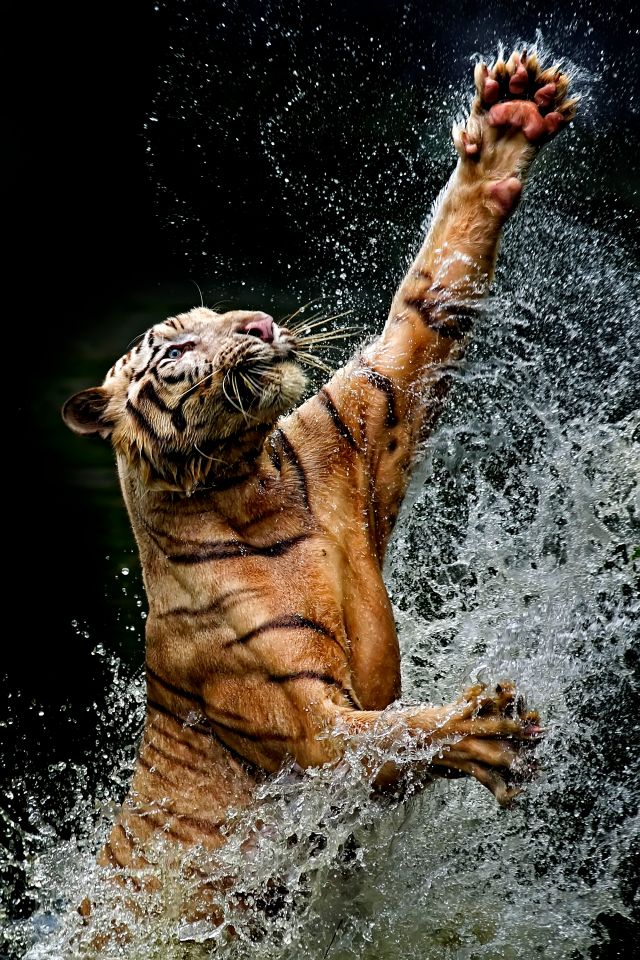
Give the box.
[62,387,114,438]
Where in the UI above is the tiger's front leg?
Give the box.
[287,679,543,808]
[284,48,578,803]
[311,48,578,556]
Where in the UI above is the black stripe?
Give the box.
[267,442,282,472]
[359,364,398,427]
[150,721,213,761]
[172,812,225,837]
[210,423,270,450]
[167,532,309,565]
[158,587,258,619]
[137,380,189,432]
[138,754,176,787]
[146,666,202,706]
[416,268,433,282]
[138,811,186,843]
[211,717,290,743]
[439,302,476,333]
[114,823,135,848]
[191,415,218,431]
[126,399,164,442]
[133,342,162,381]
[271,429,310,508]
[143,739,207,777]
[171,404,188,433]
[154,368,189,385]
[318,389,359,450]
[140,518,185,550]
[404,297,475,341]
[267,436,282,470]
[146,697,210,736]
[103,842,124,869]
[268,671,358,707]
[207,726,265,775]
[404,297,439,326]
[206,706,255,725]
[148,693,275,775]
[268,670,341,686]
[137,379,172,413]
[225,613,337,648]
[143,425,268,479]
[206,471,255,491]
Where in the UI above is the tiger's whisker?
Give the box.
[229,374,247,419]
[177,371,214,401]
[232,372,257,425]
[289,309,356,335]
[125,332,146,351]
[280,298,323,326]
[221,372,251,421]
[189,279,205,309]
[239,371,263,399]
[194,444,228,464]
[288,312,327,334]
[293,331,358,345]
[295,328,363,346]
[238,372,256,395]
[290,312,348,335]
[315,309,356,325]
[293,351,335,375]
[295,343,347,354]
[248,367,278,386]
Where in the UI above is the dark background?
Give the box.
[4,0,639,954]
[8,0,638,690]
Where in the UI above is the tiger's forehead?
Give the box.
[104,308,226,383]
[151,306,223,339]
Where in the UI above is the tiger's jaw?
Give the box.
[115,357,308,494]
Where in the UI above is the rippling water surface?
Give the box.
[3,3,638,957]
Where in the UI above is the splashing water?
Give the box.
[3,5,638,958]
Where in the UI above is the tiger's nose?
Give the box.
[242,313,275,343]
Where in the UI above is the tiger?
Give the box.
[63,47,577,925]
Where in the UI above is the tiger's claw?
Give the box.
[458,45,578,167]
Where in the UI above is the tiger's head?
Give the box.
[62,307,307,493]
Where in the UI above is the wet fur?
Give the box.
[63,47,577,917]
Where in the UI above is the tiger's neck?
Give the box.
[120,422,273,495]
[117,426,312,570]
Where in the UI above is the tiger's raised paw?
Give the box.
[453,47,579,216]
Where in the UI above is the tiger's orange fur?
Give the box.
[63,49,577,890]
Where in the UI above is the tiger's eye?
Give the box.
[167,347,182,359]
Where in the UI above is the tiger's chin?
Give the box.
[221,359,306,424]
[251,361,307,418]
[127,362,308,495]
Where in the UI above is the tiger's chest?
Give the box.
[136,470,401,713]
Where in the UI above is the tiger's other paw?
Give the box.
[437,681,544,806]
[452,680,543,738]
